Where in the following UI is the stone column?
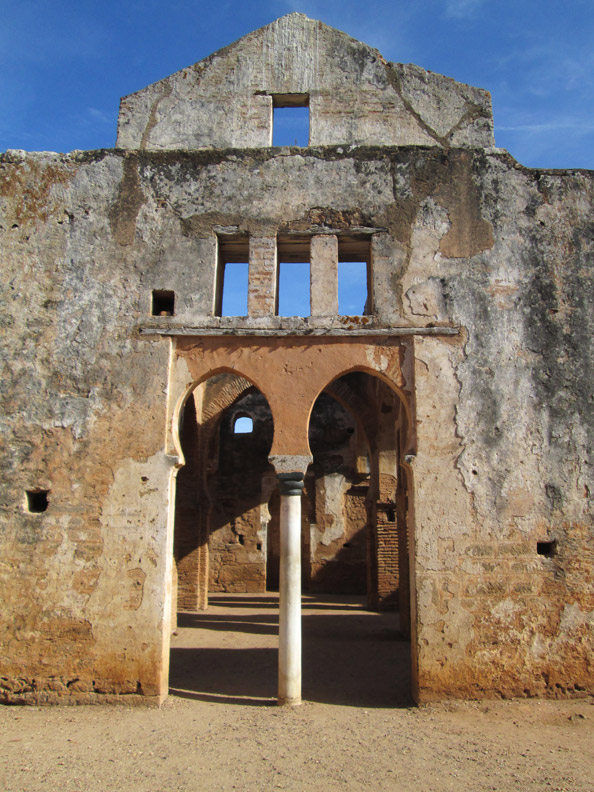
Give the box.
[276,471,304,705]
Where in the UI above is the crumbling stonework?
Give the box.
[0,14,592,705]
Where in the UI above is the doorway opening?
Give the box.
[264,371,411,624]
[168,366,412,705]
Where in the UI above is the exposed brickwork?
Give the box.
[248,236,277,317]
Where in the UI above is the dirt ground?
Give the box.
[1,594,593,792]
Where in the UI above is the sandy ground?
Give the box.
[1,594,593,792]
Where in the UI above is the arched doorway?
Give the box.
[264,370,411,627]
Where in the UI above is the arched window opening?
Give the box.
[233,414,253,434]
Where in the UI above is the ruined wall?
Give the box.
[406,157,594,699]
[1,141,592,702]
[0,150,174,703]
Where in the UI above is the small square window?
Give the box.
[537,540,557,557]
[234,416,253,434]
[152,290,175,316]
[26,490,49,513]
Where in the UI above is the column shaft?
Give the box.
[277,474,303,705]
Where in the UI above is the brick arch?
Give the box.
[323,378,378,454]
[196,375,257,487]
[174,371,275,612]
[314,365,411,446]
[172,366,266,465]
[313,368,412,617]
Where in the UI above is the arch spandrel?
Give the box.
[174,336,412,461]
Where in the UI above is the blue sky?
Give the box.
[1,0,593,169]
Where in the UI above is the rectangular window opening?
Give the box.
[272,94,309,147]
[277,237,310,317]
[151,290,175,316]
[338,238,371,316]
[216,237,249,317]
[26,489,49,513]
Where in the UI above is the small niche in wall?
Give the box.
[26,490,49,513]
[537,539,557,557]
[151,290,175,316]
[272,94,309,147]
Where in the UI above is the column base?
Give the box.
[277,696,302,706]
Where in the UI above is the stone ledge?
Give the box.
[138,323,460,337]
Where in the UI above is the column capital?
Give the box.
[277,472,305,497]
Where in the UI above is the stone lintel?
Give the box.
[139,325,460,337]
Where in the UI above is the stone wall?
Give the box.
[1,138,592,702]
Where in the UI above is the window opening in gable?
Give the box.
[277,237,310,317]
[272,94,309,147]
[233,415,253,434]
[338,238,372,316]
[216,236,249,317]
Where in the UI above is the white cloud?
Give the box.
[88,108,111,125]
[443,0,485,19]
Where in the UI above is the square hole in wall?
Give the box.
[272,94,309,147]
[151,290,175,316]
[216,237,249,316]
[338,237,371,316]
[26,489,49,513]
[537,539,557,557]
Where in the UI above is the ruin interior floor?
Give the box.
[169,594,411,707]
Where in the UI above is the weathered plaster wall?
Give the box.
[1,141,593,702]
[116,14,494,151]
[0,150,174,702]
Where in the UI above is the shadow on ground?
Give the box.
[169,594,412,708]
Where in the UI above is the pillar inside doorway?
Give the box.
[270,454,311,706]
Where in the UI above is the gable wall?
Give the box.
[116,15,494,150]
